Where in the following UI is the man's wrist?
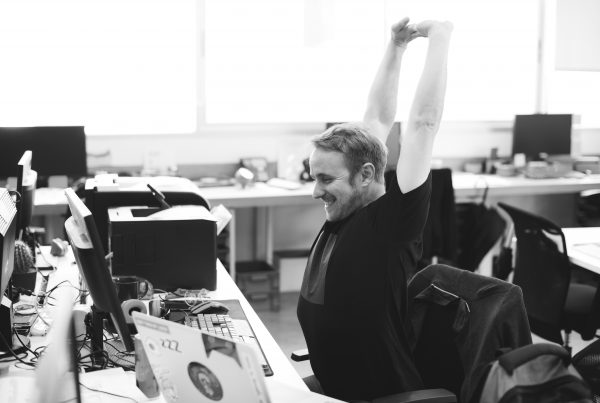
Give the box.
[390,40,408,52]
[426,22,453,42]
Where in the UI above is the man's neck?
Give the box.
[363,182,386,206]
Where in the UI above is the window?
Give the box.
[204,0,540,123]
[0,0,197,134]
[204,0,384,123]
[2,1,597,132]
[545,0,600,127]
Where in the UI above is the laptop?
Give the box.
[132,311,270,403]
[165,298,274,376]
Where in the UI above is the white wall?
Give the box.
[86,122,600,170]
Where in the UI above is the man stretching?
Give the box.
[297,17,453,401]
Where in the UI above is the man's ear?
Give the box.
[359,163,376,186]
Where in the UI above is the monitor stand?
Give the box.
[87,305,109,371]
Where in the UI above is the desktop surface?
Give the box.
[563,227,600,275]
[7,248,308,393]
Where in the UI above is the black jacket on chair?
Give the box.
[406,265,532,403]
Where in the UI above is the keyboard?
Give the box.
[184,311,273,376]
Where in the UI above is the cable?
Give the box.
[79,382,140,402]
[12,329,39,360]
[0,330,36,366]
[0,349,28,364]
[34,241,58,272]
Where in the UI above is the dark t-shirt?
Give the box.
[297,173,432,401]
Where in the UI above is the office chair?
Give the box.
[402,264,532,403]
[497,202,600,348]
[293,264,532,403]
[576,189,600,227]
[454,189,506,273]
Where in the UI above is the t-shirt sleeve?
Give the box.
[372,171,432,244]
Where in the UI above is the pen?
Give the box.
[147,183,172,209]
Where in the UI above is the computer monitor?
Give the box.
[63,188,135,355]
[0,126,87,183]
[16,151,37,238]
[0,187,19,355]
[512,114,573,160]
[0,189,17,299]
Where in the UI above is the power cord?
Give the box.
[0,330,36,367]
[78,382,140,403]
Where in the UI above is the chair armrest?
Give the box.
[371,388,456,403]
[291,348,310,362]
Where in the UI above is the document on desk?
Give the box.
[148,205,216,221]
[149,204,232,235]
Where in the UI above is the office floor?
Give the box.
[248,291,313,379]
[250,292,597,382]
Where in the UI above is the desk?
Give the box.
[200,174,600,278]
[33,173,600,279]
[452,173,600,200]
[563,227,600,275]
[5,247,315,401]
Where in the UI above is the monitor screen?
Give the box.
[16,151,37,235]
[64,188,134,352]
[0,188,17,299]
[512,114,572,160]
[0,126,87,180]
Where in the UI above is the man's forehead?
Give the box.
[309,149,347,172]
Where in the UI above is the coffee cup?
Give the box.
[112,275,153,301]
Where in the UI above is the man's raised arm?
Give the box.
[397,21,453,193]
[363,17,420,143]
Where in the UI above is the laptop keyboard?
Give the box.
[185,313,272,376]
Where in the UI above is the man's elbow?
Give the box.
[412,112,441,136]
[416,119,438,131]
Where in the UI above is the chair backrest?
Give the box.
[577,189,600,227]
[423,169,458,265]
[497,202,571,344]
[455,202,506,272]
[412,296,464,397]
[407,264,532,403]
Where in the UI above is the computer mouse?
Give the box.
[189,300,230,315]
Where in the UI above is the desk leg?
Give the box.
[230,209,236,281]
[266,207,273,266]
[255,207,274,266]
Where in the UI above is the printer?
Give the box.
[108,205,217,292]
